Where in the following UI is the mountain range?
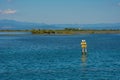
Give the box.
[0,19,120,30]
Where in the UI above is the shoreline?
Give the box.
[0,29,120,35]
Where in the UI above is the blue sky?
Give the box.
[0,0,120,24]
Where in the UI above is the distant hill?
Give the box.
[53,23,120,30]
[0,19,120,30]
[0,20,58,30]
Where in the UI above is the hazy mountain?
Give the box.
[53,23,120,30]
[0,19,120,30]
[0,19,58,30]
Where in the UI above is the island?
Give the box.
[0,28,120,35]
[31,28,120,34]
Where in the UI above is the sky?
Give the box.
[0,0,120,24]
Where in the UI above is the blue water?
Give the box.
[0,34,120,80]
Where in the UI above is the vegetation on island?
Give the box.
[31,28,120,34]
[0,28,120,35]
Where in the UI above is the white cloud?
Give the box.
[0,9,16,14]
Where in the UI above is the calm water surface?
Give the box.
[0,33,120,80]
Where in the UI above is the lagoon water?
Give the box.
[0,33,120,80]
